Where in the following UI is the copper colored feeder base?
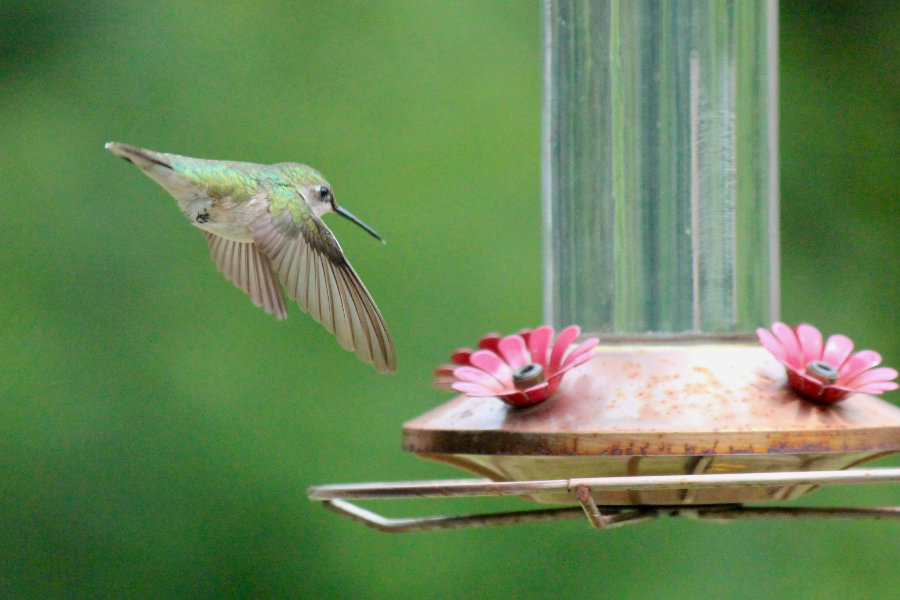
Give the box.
[403,343,900,505]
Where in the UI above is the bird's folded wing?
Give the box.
[250,206,396,373]
[204,232,288,319]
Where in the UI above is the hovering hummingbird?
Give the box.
[106,142,396,373]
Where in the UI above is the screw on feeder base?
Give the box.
[512,363,545,391]
[806,360,840,385]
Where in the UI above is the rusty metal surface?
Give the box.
[406,344,900,456]
[403,344,900,503]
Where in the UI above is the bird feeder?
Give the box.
[308,0,900,530]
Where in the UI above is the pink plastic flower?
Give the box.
[757,322,898,403]
[433,325,599,407]
[432,331,506,391]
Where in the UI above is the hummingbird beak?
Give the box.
[334,205,385,244]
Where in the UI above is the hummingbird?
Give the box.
[106,142,396,373]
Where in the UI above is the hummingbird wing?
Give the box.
[250,202,397,373]
[203,232,288,319]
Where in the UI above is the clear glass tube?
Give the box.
[542,0,779,338]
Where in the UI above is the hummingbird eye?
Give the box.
[319,186,330,198]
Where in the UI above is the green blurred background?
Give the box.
[1,1,898,598]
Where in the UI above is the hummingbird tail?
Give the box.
[105,142,173,170]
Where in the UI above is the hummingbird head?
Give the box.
[301,175,384,244]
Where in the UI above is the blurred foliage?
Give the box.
[0,1,898,598]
